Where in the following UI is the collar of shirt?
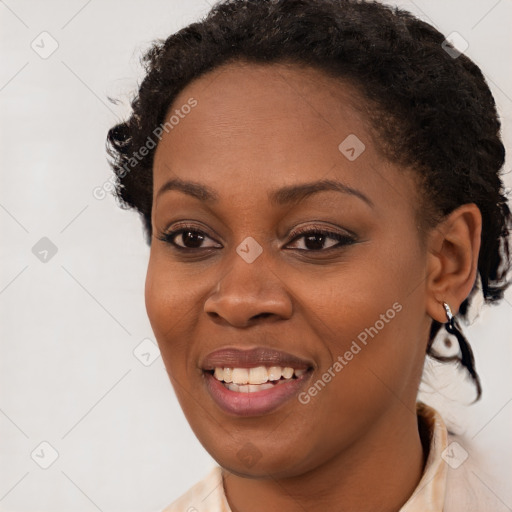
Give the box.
[161,402,448,512]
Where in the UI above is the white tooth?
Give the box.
[223,368,233,383]
[282,367,294,379]
[243,383,276,393]
[268,366,282,381]
[232,368,249,385]
[249,366,269,384]
[294,368,307,377]
[226,382,275,393]
[214,367,224,381]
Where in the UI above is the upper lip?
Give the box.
[201,347,313,370]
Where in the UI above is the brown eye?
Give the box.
[157,226,222,250]
[175,230,206,248]
[287,229,356,251]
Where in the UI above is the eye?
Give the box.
[156,223,357,253]
[156,224,221,250]
[286,226,356,251]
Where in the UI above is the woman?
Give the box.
[106,0,511,510]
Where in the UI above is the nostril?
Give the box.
[252,312,272,320]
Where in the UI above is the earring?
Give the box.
[442,301,482,400]
[443,301,454,323]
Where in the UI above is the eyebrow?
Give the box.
[156,177,374,208]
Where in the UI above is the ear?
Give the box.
[425,203,482,323]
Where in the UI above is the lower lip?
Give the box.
[203,371,311,417]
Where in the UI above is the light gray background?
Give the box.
[1,1,511,511]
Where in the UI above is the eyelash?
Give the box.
[156,223,357,253]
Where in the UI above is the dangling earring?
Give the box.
[442,302,482,400]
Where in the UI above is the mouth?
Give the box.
[201,347,314,416]
[205,365,308,392]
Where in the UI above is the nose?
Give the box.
[203,246,293,328]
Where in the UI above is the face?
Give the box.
[145,61,433,478]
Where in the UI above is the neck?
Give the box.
[223,404,427,512]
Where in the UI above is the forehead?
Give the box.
[155,60,371,158]
[152,61,417,213]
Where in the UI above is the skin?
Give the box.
[145,61,482,512]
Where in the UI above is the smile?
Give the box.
[201,347,314,416]
[210,365,308,392]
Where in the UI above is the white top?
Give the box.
[160,403,509,511]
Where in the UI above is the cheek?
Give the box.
[144,253,197,371]
[145,250,203,329]
[145,258,174,339]
[302,232,426,398]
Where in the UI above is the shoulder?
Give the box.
[160,465,231,512]
[443,432,510,512]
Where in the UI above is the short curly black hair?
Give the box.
[106,0,511,399]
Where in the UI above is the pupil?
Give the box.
[305,234,324,250]
[183,230,204,248]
